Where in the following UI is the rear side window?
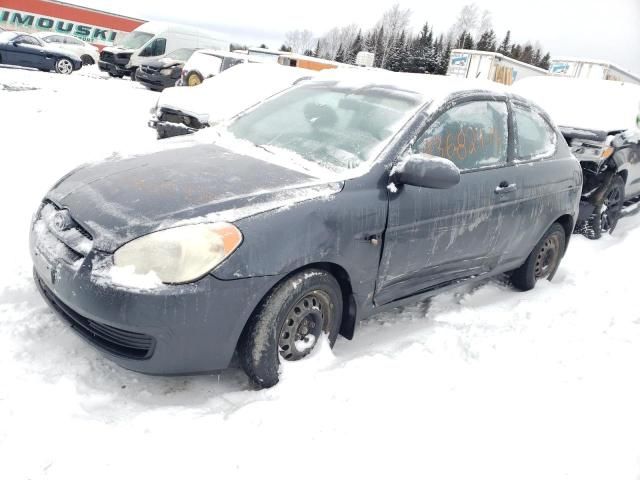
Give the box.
[413,100,509,171]
[139,38,166,57]
[65,37,84,46]
[221,56,243,72]
[513,105,557,160]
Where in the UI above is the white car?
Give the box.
[179,50,269,86]
[150,62,315,138]
[34,32,99,66]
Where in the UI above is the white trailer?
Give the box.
[549,58,640,85]
[447,49,548,85]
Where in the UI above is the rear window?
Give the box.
[513,105,557,160]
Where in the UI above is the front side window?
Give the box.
[15,35,41,46]
[513,105,557,160]
[228,83,424,172]
[139,38,166,57]
[413,100,509,171]
[221,56,243,72]
[65,37,84,46]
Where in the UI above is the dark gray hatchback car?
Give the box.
[31,71,582,387]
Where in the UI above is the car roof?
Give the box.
[305,68,511,105]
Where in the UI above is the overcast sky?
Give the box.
[70,0,640,74]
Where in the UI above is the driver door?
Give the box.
[375,98,520,305]
[10,35,44,68]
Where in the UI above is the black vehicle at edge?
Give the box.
[135,48,197,91]
[30,72,582,387]
[0,31,82,74]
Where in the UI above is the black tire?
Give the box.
[108,72,123,78]
[80,55,94,66]
[582,175,625,240]
[511,223,566,292]
[238,269,343,388]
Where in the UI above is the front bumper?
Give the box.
[31,230,280,375]
[136,70,178,91]
[98,60,133,76]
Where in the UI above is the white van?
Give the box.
[98,21,229,78]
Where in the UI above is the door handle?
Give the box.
[495,182,517,194]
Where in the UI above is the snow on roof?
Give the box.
[551,57,640,79]
[307,68,511,103]
[451,49,549,73]
[511,75,640,132]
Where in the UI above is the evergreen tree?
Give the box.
[538,52,551,70]
[387,30,407,72]
[462,32,474,50]
[334,44,346,63]
[259,43,268,49]
[313,40,321,57]
[497,30,511,55]
[347,30,363,64]
[510,43,522,60]
[436,41,452,75]
[303,49,314,57]
[476,29,497,51]
[279,44,292,52]
[520,43,534,64]
[374,26,385,68]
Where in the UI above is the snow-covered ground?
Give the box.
[1,65,640,480]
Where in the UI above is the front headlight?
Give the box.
[113,223,242,284]
[160,68,173,76]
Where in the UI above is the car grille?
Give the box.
[36,275,155,360]
[140,65,159,74]
[100,50,114,63]
[33,202,93,265]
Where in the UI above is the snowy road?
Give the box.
[1,66,640,479]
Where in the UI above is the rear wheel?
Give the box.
[186,71,203,86]
[511,223,566,291]
[54,58,73,74]
[583,175,625,240]
[238,269,343,388]
[80,55,94,66]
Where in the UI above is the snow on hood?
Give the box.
[512,76,640,133]
[46,143,342,252]
[157,63,315,124]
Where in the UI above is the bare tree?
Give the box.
[317,24,360,60]
[478,9,493,37]
[376,3,412,68]
[448,3,480,44]
[284,29,316,54]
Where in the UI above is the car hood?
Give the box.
[46,144,342,252]
[140,57,184,69]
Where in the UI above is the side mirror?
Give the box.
[391,153,461,190]
[12,40,21,46]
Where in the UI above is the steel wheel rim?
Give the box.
[534,235,560,279]
[601,186,622,232]
[278,290,330,361]
[58,59,72,74]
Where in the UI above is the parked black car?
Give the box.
[135,48,197,91]
[513,76,640,238]
[31,72,581,387]
[0,31,82,74]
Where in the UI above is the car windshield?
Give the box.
[166,48,195,61]
[227,82,424,172]
[118,31,154,49]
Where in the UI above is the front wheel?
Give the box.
[510,223,566,291]
[55,58,73,74]
[80,55,94,66]
[238,269,343,388]
[583,175,625,240]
